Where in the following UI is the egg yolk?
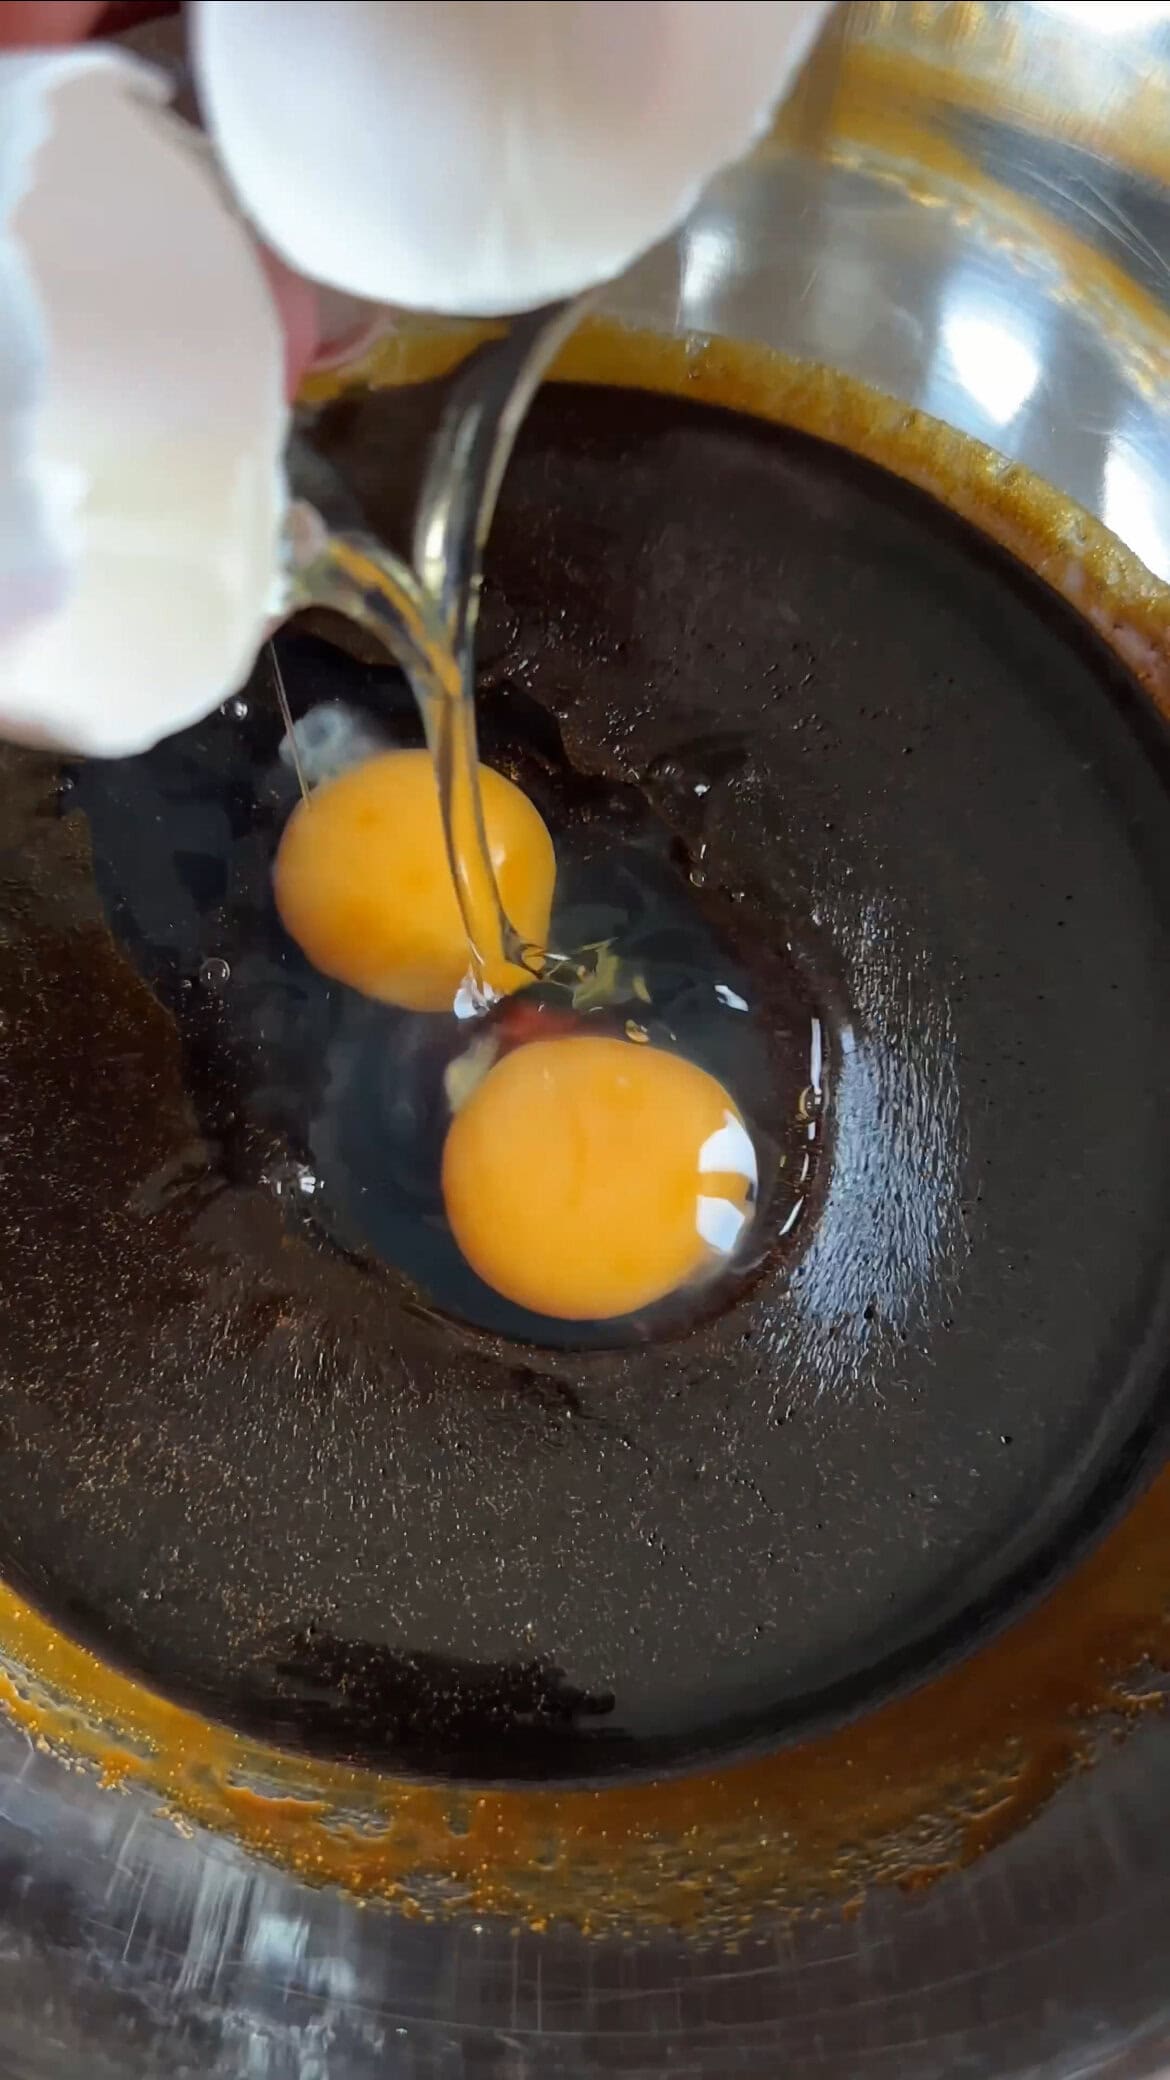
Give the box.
[442,1034,757,1320]
[273,748,555,1012]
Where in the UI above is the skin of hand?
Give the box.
[0,0,319,393]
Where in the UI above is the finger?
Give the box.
[0,1,105,42]
[0,4,178,52]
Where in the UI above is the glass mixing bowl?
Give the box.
[3,5,1170,2076]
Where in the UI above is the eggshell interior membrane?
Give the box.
[193,0,832,317]
[0,50,288,758]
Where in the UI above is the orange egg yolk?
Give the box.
[442,1034,757,1320]
[273,748,555,1013]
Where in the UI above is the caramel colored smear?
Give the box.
[4,321,1170,1938]
[812,2,1170,200]
[1,1443,1169,1936]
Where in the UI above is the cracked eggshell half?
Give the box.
[192,0,832,317]
[0,47,288,758]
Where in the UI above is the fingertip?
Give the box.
[0,1,105,43]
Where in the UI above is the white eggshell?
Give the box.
[193,0,832,317]
[0,48,288,758]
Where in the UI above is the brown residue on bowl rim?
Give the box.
[2,317,1169,1939]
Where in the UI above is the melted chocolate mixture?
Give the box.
[1,381,1169,1780]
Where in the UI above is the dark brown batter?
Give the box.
[0,323,1169,1936]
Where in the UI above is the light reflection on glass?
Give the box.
[939,306,1042,429]
[1102,433,1170,580]
[1036,1,1170,31]
[679,223,735,321]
